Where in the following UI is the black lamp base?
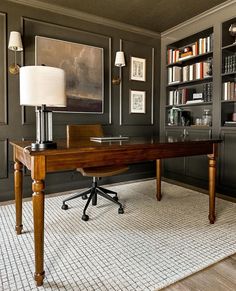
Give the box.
[31,141,57,150]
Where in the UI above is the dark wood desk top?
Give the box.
[11,137,221,172]
[11,136,221,156]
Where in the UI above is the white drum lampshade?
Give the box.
[20,66,66,107]
[19,65,66,150]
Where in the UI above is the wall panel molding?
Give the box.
[0,139,8,179]
[0,12,7,125]
[21,17,112,125]
[120,38,155,126]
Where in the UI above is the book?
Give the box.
[224,121,236,127]
[90,136,129,142]
[186,100,204,104]
[178,55,193,61]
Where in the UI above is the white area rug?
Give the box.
[0,180,236,291]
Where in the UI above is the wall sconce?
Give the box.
[112,51,126,85]
[19,66,66,150]
[8,31,23,75]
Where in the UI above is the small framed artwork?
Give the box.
[129,90,146,114]
[130,57,146,81]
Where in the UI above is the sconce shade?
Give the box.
[8,31,23,51]
[20,66,66,107]
[115,51,125,67]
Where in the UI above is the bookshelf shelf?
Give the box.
[221,100,236,103]
[165,101,212,108]
[167,77,212,88]
[221,71,236,77]
[166,51,213,67]
[222,42,236,50]
[165,125,212,130]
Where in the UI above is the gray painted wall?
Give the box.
[0,0,161,201]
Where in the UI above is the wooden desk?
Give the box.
[11,136,220,286]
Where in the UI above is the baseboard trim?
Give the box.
[163,177,236,203]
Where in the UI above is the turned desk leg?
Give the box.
[156,159,162,201]
[32,179,45,286]
[14,161,23,235]
[208,155,216,224]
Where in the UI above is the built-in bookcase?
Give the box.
[221,17,236,127]
[165,27,214,127]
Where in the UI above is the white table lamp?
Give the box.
[20,66,66,150]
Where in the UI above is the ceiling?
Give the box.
[37,0,228,33]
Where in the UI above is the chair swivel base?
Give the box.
[61,181,124,221]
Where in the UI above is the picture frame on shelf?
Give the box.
[129,90,146,114]
[130,57,146,81]
[35,36,104,113]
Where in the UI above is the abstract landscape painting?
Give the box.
[35,36,104,113]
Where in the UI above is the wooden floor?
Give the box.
[162,254,236,291]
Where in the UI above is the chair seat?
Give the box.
[77,165,129,178]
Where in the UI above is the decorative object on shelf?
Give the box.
[35,36,104,113]
[130,57,146,81]
[195,117,203,126]
[229,23,236,44]
[8,31,23,75]
[168,107,182,126]
[180,46,193,60]
[202,109,212,126]
[19,66,66,150]
[232,112,236,122]
[129,90,146,113]
[112,51,126,85]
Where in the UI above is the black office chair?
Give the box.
[61,124,129,221]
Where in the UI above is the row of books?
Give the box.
[168,88,195,105]
[223,53,236,74]
[222,81,236,100]
[203,83,213,103]
[168,61,212,84]
[168,84,212,105]
[167,34,213,65]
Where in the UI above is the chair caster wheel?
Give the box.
[82,214,89,221]
[118,207,124,214]
[82,194,88,200]
[113,196,119,202]
[61,204,68,210]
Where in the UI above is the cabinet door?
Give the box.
[164,129,185,177]
[219,130,236,189]
[185,129,212,181]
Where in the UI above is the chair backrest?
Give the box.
[67,124,104,143]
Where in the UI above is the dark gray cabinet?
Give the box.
[164,129,185,177]
[219,130,236,191]
[164,128,212,186]
[185,129,211,181]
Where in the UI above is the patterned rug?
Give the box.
[0,180,236,291]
